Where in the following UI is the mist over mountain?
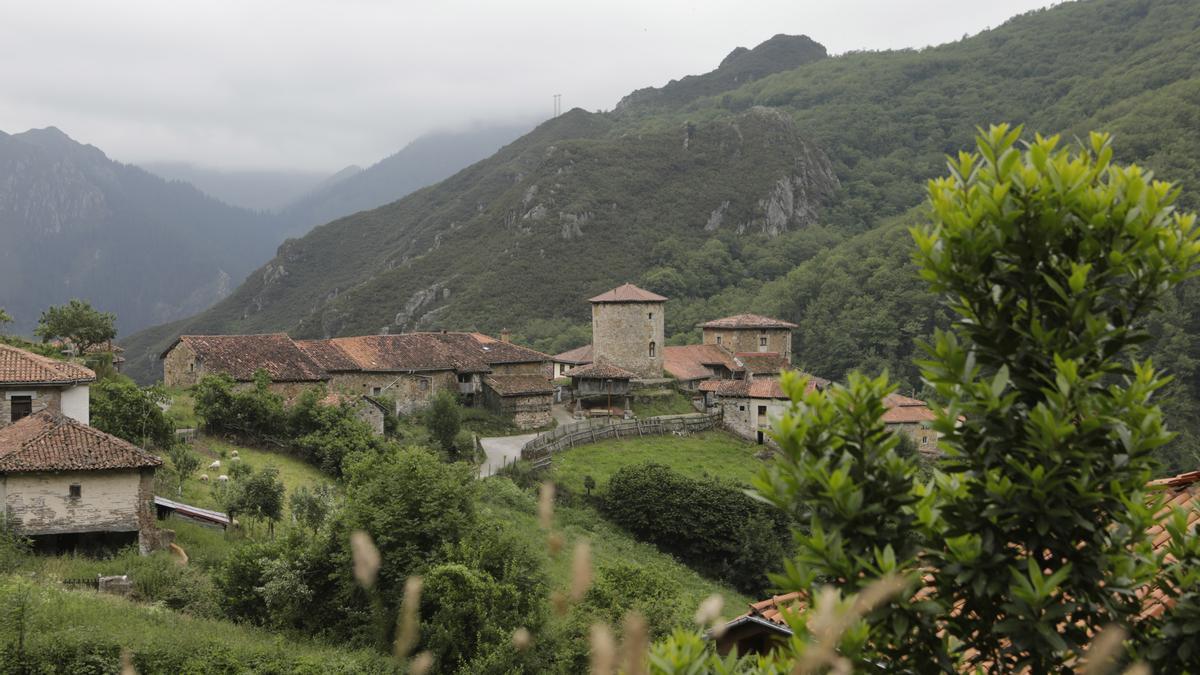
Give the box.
[141,162,337,212]
[0,127,284,336]
[275,122,534,237]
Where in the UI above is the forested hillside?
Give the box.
[122,0,1200,469]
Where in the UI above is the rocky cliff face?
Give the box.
[0,128,280,335]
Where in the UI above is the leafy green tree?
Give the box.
[33,299,116,355]
[167,445,202,496]
[229,465,286,537]
[425,390,463,457]
[289,484,335,533]
[90,377,175,448]
[744,126,1200,671]
[0,308,11,333]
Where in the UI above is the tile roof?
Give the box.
[0,411,162,473]
[701,313,798,329]
[664,344,741,381]
[565,362,637,380]
[553,344,594,365]
[166,334,328,382]
[484,374,555,396]
[468,333,554,364]
[882,393,938,424]
[734,352,790,375]
[588,283,668,303]
[700,373,828,398]
[295,339,360,372]
[0,343,95,386]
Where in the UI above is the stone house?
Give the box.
[0,410,162,553]
[701,375,829,445]
[1,344,95,429]
[700,314,798,359]
[590,283,667,379]
[663,343,742,391]
[321,392,388,436]
[552,344,593,379]
[882,393,940,455]
[160,334,329,397]
[481,375,554,429]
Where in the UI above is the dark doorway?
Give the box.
[10,395,32,423]
[757,431,764,444]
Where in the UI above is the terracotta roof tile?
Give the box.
[565,362,637,380]
[295,339,359,371]
[167,334,328,382]
[468,333,553,364]
[0,344,95,385]
[0,411,162,472]
[700,373,828,398]
[735,352,790,375]
[553,344,594,365]
[484,374,555,396]
[701,313,798,329]
[882,393,938,424]
[588,283,668,303]
[664,344,741,381]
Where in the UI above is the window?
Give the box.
[738,405,746,412]
[10,395,32,423]
[716,335,722,346]
[188,362,195,373]
[649,341,656,357]
[69,484,82,499]
[371,387,382,396]
[419,379,430,391]
[457,374,472,384]
[757,405,767,416]
[759,336,768,347]
[648,312,653,321]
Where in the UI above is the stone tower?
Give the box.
[589,283,667,379]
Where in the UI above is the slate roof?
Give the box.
[0,411,162,473]
[734,352,790,375]
[565,362,637,380]
[165,334,328,382]
[882,393,938,424]
[701,313,798,329]
[553,344,594,365]
[588,283,668,303]
[0,344,95,386]
[700,373,828,398]
[663,344,740,381]
[484,374,555,396]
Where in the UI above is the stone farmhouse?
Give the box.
[1,344,162,553]
[1,343,95,428]
[701,374,831,445]
[589,283,667,379]
[162,330,555,430]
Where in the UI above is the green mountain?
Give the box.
[124,0,1200,467]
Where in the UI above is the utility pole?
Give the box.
[553,93,562,118]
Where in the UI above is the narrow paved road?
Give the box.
[478,433,538,477]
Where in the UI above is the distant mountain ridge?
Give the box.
[0,127,283,336]
[142,162,336,212]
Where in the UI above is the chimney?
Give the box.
[500,328,511,343]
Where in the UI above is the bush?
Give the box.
[425,390,463,455]
[603,462,789,594]
[90,377,175,448]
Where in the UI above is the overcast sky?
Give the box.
[0,0,1057,173]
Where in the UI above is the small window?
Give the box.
[419,379,430,391]
[648,312,653,321]
[10,396,32,423]
[757,405,767,416]
[759,336,768,347]
[372,387,382,396]
[716,335,722,345]
[649,341,656,357]
[457,374,472,384]
[188,362,195,373]
[69,484,82,499]
[738,405,746,412]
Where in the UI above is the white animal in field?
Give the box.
[230,455,241,462]
[199,474,209,482]
[208,460,220,469]
[217,474,229,483]
[230,450,239,458]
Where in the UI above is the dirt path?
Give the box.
[478,433,539,477]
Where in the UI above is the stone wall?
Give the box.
[2,469,147,537]
[713,395,788,446]
[888,422,939,455]
[162,341,200,389]
[327,370,458,415]
[1,386,64,429]
[702,327,792,359]
[357,401,386,435]
[482,386,552,430]
[592,301,664,378]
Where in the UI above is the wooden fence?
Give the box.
[520,412,722,467]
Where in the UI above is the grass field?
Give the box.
[0,576,398,673]
[550,430,767,495]
[477,478,751,626]
[629,389,698,418]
